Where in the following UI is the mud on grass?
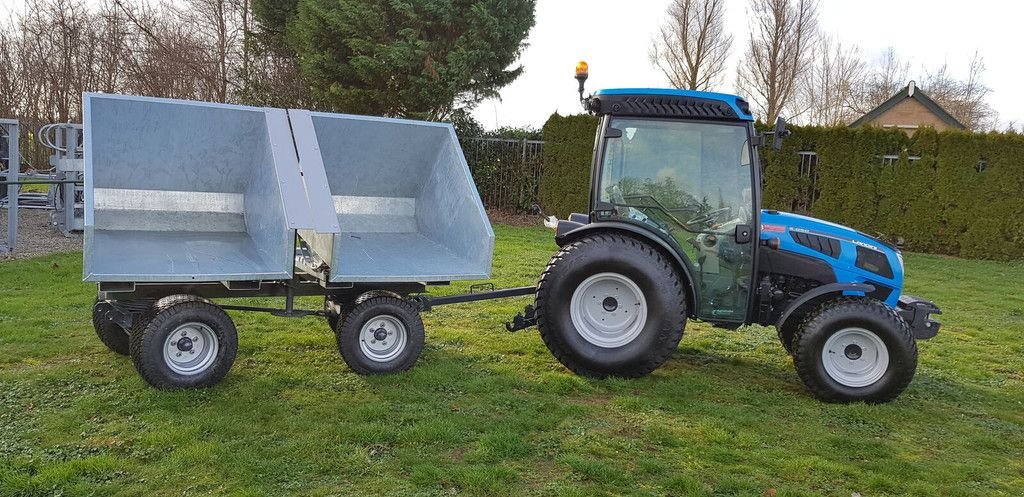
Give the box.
[1,225,1022,496]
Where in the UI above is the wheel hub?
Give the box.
[844,343,862,360]
[176,336,194,352]
[822,327,889,388]
[162,322,219,376]
[359,315,408,362]
[570,272,648,349]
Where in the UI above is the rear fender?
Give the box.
[555,221,698,315]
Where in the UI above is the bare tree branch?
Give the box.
[798,37,865,126]
[650,0,733,91]
[735,0,818,123]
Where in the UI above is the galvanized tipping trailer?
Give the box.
[90,82,940,404]
[87,94,528,389]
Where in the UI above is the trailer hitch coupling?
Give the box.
[505,304,537,332]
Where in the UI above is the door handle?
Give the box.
[735,224,752,244]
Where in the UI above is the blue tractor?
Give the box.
[533,63,941,403]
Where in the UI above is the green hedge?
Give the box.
[539,113,600,218]
[541,113,1024,260]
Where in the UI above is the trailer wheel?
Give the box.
[92,299,129,356]
[536,233,687,378]
[792,298,917,403]
[324,296,342,331]
[129,296,238,390]
[336,295,424,375]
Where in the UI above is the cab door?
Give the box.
[593,117,758,323]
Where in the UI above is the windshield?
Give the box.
[596,117,757,322]
[598,118,752,236]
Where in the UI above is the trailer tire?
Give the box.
[93,300,130,356]
[324,296,342,331]
[536,233,687,378]
[129,297,238,390]
[792,298,917,403]
[336,296,424,375]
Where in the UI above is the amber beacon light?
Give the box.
[575,60,589,102]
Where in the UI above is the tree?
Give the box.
[920,52,995,130]
[254,0,536,120]
[650,0,733,91]
[736,0,818,123]
[851,47,909,114]
[799,37,865,126]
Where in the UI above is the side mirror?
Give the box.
[772,117,791,151]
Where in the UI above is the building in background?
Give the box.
[850,81,965,134]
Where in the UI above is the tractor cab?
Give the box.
[557,86,762,325]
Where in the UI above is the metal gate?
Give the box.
[461,137,544,212]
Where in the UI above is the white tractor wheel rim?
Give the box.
[359,315,407,363]
[822,327,889,387]
[570,272,648,348]
[163,322,219,376]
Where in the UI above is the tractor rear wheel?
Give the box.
[536,233,687,378]
[792,298,917,403]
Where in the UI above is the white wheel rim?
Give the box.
[822,327,889,387]
[163,322,219,376]
[359,315,407,362]
[570,272,648,348]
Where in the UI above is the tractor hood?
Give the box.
[760,210,898,253]
[759,209,904,307]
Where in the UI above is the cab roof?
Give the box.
[592,88,753,122]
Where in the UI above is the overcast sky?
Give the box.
[2,0,1020,129]
[473,0,1024,130]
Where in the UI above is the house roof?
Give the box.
[849,81,966,129]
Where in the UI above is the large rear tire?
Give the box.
[792,298,917,403]
[536,233,687,378]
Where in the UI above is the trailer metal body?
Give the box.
[85,94,502,388]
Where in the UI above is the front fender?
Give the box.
[555,221,698,315]
[776,282,876,330]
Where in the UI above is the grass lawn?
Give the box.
[1,224,1022,496]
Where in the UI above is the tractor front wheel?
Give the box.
[536,233,687,378]
[792,298,917,403]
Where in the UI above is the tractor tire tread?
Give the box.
[536,232,687,378]
[792,297,916,403]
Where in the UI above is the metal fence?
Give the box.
[461,137,544,212]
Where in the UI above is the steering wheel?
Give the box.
[686,207,731,226]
